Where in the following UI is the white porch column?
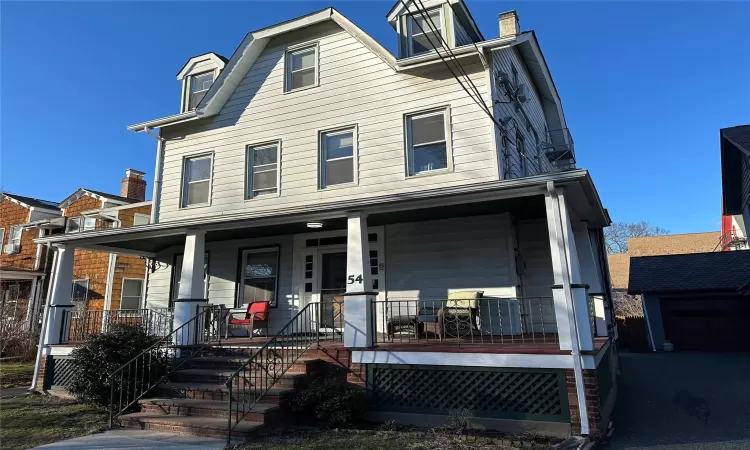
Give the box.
[43,245,75,346]
[24,276,39,331]
[173,230,207,346]
[544,188,595,352]
[343,211,375,348]
[574,224,607,337]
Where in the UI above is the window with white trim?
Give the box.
[285,45,317,91]
[65,217,96,233]
[406,8,443,56]
[9,226,22,245]
[0,228,5,247]
[188,72,214,110]
[320,128,356,188]
[182,155,212,207]
[239,248,279,307]
[246,142,279,198]
[133,213,150,226]
[120,279,144,310]
[405,108,450,176]
[72,279,89,302]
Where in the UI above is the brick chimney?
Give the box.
[121,169,146,201]
[499,10,520,37]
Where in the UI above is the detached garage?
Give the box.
[629,251,750,352]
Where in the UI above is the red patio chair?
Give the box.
[225,301,270,339]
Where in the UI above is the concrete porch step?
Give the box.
[119,412,263,440]
[139,397,282,424]
[155,382,296,404]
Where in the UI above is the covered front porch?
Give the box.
[41,171,612,358]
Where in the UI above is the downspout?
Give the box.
[30,245,58,392]
[143,127,164,224]
[547,181,590,436]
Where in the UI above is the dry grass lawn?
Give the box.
[0,362,35,389]
[0,394,108,450]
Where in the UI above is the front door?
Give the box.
[320,251,346,330]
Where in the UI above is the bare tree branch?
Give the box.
[604,221,669,254]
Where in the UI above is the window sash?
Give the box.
[121,279,143,310]
[133,214,150,226]
[247,144,279,198]
[406,110,448,176]
[9,226,22,244]
[286,46,317,91]
[321,129,355,188]
[241,248,279,307]
[183,155,212,206]
[408,9,442,56]
[188,72,214,109]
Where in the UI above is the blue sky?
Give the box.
[2,1,748,233]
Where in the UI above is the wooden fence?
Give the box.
[615,315,651,352]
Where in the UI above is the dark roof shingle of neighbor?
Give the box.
[83,189,140,204]
[628,250,750,294]
[722,125,750,152]
[2,192,60,210]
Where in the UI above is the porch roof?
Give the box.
[35,170,609,256]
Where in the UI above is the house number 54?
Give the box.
[347,274,363,284]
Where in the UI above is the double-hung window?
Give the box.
[285,45,317,92]
[120,279,144,310]
[320,128,356,188]
[133,213,150,226]
[9,226,23,245]
[182,155,212,207]
[405,108,450,176]
[239,248,279,307]
[407,8,443,56]
[246,142,279,198]
[188,72,214,110]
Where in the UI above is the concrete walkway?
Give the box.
[607,352,750,449]
[32,429,227,450]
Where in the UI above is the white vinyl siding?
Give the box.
[188,72,214,110]
[285,44,318,92]
[157,21,496,223]
[490,48,552,179]
[515,219,557,334]
[246,142,280,198]
[406,8,443,56]
[320,127,356,188]
[181,154,212,207]
[405,108,451,176]
[121,278,144,310]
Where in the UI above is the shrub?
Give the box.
[68,324,165,407]
[1,330,39,361]
[291,376,369,427]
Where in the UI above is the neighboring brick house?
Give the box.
[57,170,152,313]
[0,193,62,330]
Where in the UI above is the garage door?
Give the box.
[660,296,750,352]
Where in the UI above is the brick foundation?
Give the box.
[299,346,367,388]
[35,355,50,391]
[565,368,603,437]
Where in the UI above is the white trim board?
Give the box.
[352,350,600,370]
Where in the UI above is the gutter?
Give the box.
[126,110,198,132]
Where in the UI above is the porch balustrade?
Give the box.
[60,308,173,343]
[371,297,558,346]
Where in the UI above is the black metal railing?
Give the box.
[60,308,174,343]
[372,297,558,346]
[225,299,343,442]
[108,304,222,427]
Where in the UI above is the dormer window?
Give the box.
[285,44,318,92]
[407,8,443,56]
[188,72,214,110]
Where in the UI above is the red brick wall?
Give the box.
[566,368,603,437]
[0,199,38,271]
[299,346,367,388]
[64,195,109,310]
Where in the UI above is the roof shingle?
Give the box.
[628,251,750,294]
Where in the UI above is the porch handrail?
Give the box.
[60,308,174,343]
[224,300,342,443]
[372,296,557,346]
[107,304,221,427]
